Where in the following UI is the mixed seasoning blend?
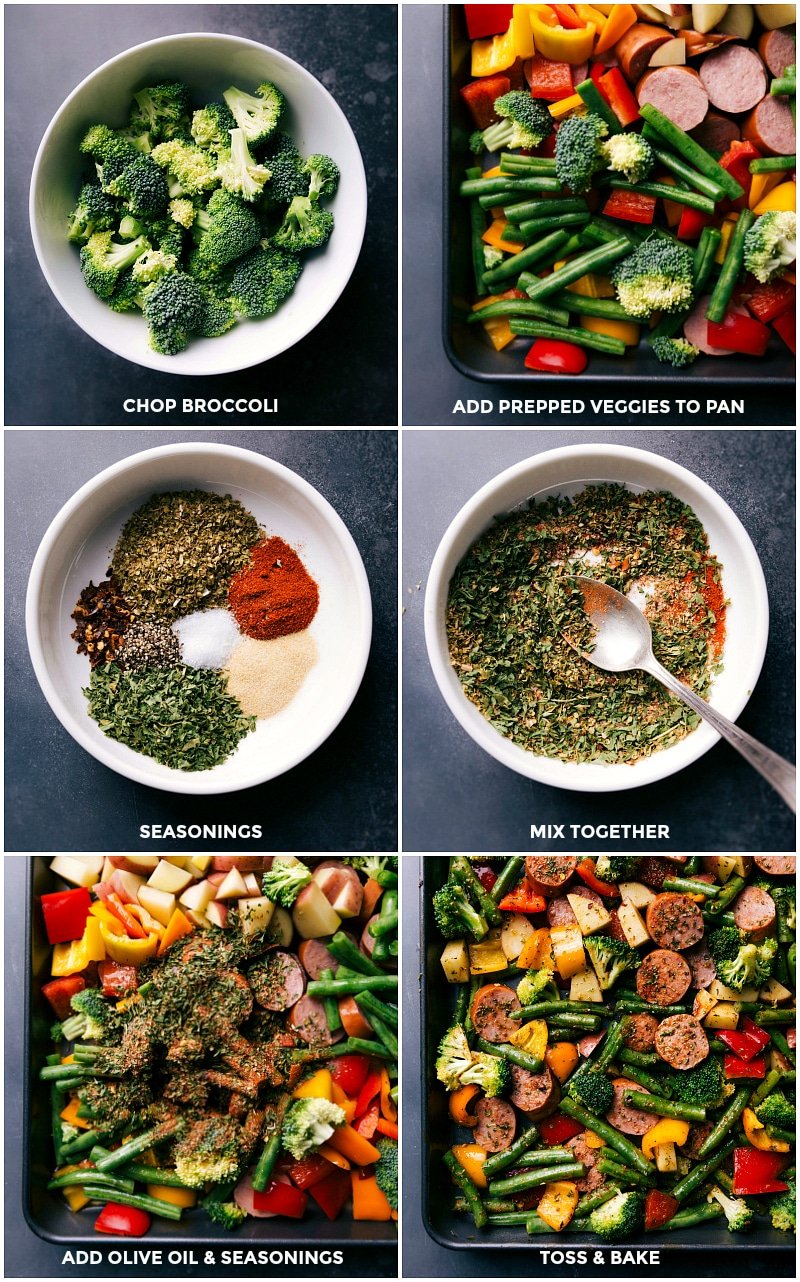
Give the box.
[446,484,725,765]
[70,489,320,771]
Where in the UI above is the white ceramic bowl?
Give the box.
[425,444,769,793]
[30,33,367,374]
[26,443,372,794]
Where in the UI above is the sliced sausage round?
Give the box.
[471,984,522,1043]
[248,950,305,1011]
[361,915,379,957]
[743,95,796,156]
[616,23,672,82]
[623,1012,659,1053]
[699,45,767,114]
[655,1014,709,1070]
[579,1030,606,1058]
[646,893,704,951]
[685,939,717,991]
[637,67,709,132]
[753,857,795,876]
[638,857,670,889]
[288,994,343,1045]
[509,1064,560,1118]
[298,938,339,980]
[606,1077,660,1136]
[636,949,692,1006]
[547,885,602,927]
[565,1133,604,1193]
[526,856,578,893]
[759,28,797,79]
[734,886,777,941]
[473,1097,517,1153]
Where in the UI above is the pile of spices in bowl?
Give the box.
[70,489,321,771]
[446,483,725,766]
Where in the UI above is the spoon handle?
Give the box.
[642,658,796,813]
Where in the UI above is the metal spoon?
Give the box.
[574,576,796,812]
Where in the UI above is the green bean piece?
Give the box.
[291,1036,393,1063]
[320,969,343,1034]
[648,145,727,202]
[612,1063,665,1095]
[553,292,638,321]
[509,318,625,355]
[652,1204,724,1231]
[596,1157,655,1189]
[548,1013,603,1032]
[369,911,399,939]
[749,1068,782,1109]
[706,208,754,324]
[663,876,721,898]
[356,989,398,1030]
[372,890,398,963]
[649,225,721,341]
[594,1016,628,1072]
[770,1029,796,1068]
[60,1128,119,1160]
[355,997,398,1058]
[444,1151,487,1229]
[483,230,572,287]
[500,153,558,174]
[252,1095,291,1192]
[559,1098,654,1176]
[505,196,589,224]
[608,179,716,215]
[487,1211,532,1225]
[623,1090,705,1124]
[49,1170,136,1194]
[469,192,488,297]
[455,1196,516,1215]
[327,932,383,976]
[80,1187,184,1221]
[526,1214,592,1234]
[706,874,746,915]
[771,75,796,96]
[639,104,744,200]
[482,1125,541,1178]
[755,1008,797,1026]
[461,175,562,198]
[466,298,571,327]
[614,1000,689,1016]
[475,1037,542,1074]
[573,1185,621,1220]
[489,1161,586,1197]
[697,1091,751,1159]
[515,213,590,240]
[618,1048,660,1069]
[514,1000,604,1018]
[749,155,796,173]
[522,238,631,303]
[670,1138,737,1201]
[517,1147,572,1167]
[307,975,398,998]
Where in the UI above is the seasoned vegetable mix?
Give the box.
[435,855,796,1240]
[456,4,796,372]
[446,484,725,764]
[38,856,398,1236]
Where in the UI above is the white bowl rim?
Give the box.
[25,442,373,794]
[29,31,368,375]
[424,442,770,793]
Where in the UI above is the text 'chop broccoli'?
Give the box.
[611,236,695,320]
[708,927,777,992]
[743,210,796,284]
[281,1098,346,1161]
[472,91,553,154]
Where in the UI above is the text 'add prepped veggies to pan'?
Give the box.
[457,4,796,372]
[38,856,398,1236]
[435,854,796,1241]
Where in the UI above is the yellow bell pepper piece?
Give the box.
[563,271,616,298]
[380,1066,398,1123]
[147,1185,197,1208]
[749,171,783,210]
[471,26,517,77]
[99,920,159,965]
[52,918,106,976]
[55,1165,90,1211]
[575,3,607,32]
[89,903,122,930]
[517,927,555,970]
[60,1096,92,1130]
[536,1181,579,1231]
[530,10,596,63]
[742,1108,791,1153]
[715,215,739,265]
[583,1129,606,1149]
[582,315,641,346]
[482,317,515,350]
[549,93,588,121]
[293,1068,334,1102]
[510,1018,549,1060]
[754,181,796,215]
[452,1143,489,1189]
[512,7,536,58]
[642,1118,690,1159]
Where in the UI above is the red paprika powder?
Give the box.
[228,537,319,640]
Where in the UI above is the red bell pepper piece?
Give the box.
[716,1029,764,1062]
[330,1054,371,1097]
[41,975,87,1020]
[525,337,588,374]
[739,1016,772,1055]
[525,54,574,101]
[355,1101,381,1139]
[309,1170,351,1221]
[552,4,585,27]
[719,140,761,208]
[355,1071,382,1118]
[644,1189,680,1231]
[745,278,795,324]
[252,1180,309,1218]
[539,1113,585,1145]
[724,1053,766,1080]
[603,188,656,224]
[707,311,770,356]
[599,67,640,128]
[473,864,499,892]
[497,881,547,914]
[104,892,148,939]
[97,961,138,998]
[772,308,796,353]
[576,858,620,898]
[733,1147,789,1196]
[460,75,512,129]
[677,207,713,240]
[464,5,513,41]
[94,1203,152,1237]
[288,1153,335,1190]
[40,888,92,945]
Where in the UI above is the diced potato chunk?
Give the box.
[50,856,105,888]
[441,940,470,984]
[179,879,217,913]
[216,868,248,899]
[191,855,213,872]
[703,1001,740,1030]
[693,989,718,1021]
[760,977,793,1005]
[148,859,194,895]
[618,881,655,909]
[137,885,176,927]
[654,1142,678,1173]
[501,913,535,960]
[238,896,275,938]
[292,882,342,939]
[566,894,611,936]
[710,979,759,1003]
[616,901,650,949]
[570,967,603,1003]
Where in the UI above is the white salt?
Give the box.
[172,609,240,670]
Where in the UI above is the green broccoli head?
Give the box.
[773,886,796,935]
[191,188,262,274]
[652,336,700,368]
[259,136,308,208]
[261,858,313,907]
[174,1115,244,1187]
[196,284,237,339]
[142,271,205,354]
[769,1173,796,1233]
[433,880,488,943]
[516,968,559,1005]
[80,124,140,169]
[589,1190,645,1241]
[79,232,151,298]
[223,82,286,146]
[568,1065,614,1114]
[67,183,118,242]
[61,987,119,1043]
[215,129,272,203]
[229,245,302,318]
[132,248,179,284]
[611,236,695,319]
[106,154,170,218]
[303,154,340,202]
[483,245,504,270]
[481,91,553,154]
[204,1198,247,1230]
[436,1024,474,1091]
[602,133,654,185]
[755,1091,796,1131]
[343,857,398,876]
[107,270,147,314]
[169,197,197,229]
[129,82,191,143]
[593,857,642,883]
[191,102,237,152]
[708,927,777,992]
[151,138,219,197]
[374,1135,398,1211]
[460,1052,511,1099]
[743,211,796,284]
[708,1185,755,1233]
[555,113,608,194]
[469,130,487,156]
[281,1098,346,1161]
[270,195,334,253]
[585,935,641,992]
[668,1057,724,1107]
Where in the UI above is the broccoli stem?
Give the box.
[650,224,721,342]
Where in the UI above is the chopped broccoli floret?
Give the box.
[603,133,654,184]
[79,231,151,298]
[61,988,118,1042]
[460,1052,510,1099]
[773,886,796,935]
[281,1098,346,1161]
[483,245,504,270]
[191,102,237,152]
[611,236,695,320]
[469,130,486,155]
[261,143,308,208]
[197,284,237,338]
[229,244,302,317]
[769,1174,796,1233]
[174,1115,243,1188]
[708,927,777,992]
[191,188,262,274]
[50,1022,64,1043]
[203,1197,246,1230]
[80,124,140,170]
[707,1185,755,1233]
[374,1135,398,1210]
[433,880,488,943]
[262,858,313,907]
[303,154,340,202]
[67,183,118,242]
[652,336,699,367]
[129,82,190,143]
[555,113,608,194]
[436,1024,475,1091]
[516,968,558,1005]
[593,857,642,883]
[743,211,796,284]
[216,129,272,202]
[342,857,398,876]
[151,138,218,197]
[589,1190,644,1241]
[668,1058,724,1107]
[106,154,170,218]
[132,247,178,284]
[223,82,286,146]
[477,91,553,154]
[568,1066,614,1114]
[755,1091,796,1131]
[584,935,641,992]
[107,269,147,314]
[270,194,334,253]
[169,197,197,229]
[142,271,205,354]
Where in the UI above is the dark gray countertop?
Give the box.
[402,430,795,853]
[5,431,397,851]
[5,4,397,427]
[401,5,795,428]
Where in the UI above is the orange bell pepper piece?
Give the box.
[449,1082,480,1127]
[350,1169,393,1221]
[318,1142,351,1170]
[157,907,194,956]
[326,1124,381,1166]
[593,3,635,55]
[379,1067,397,1123]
